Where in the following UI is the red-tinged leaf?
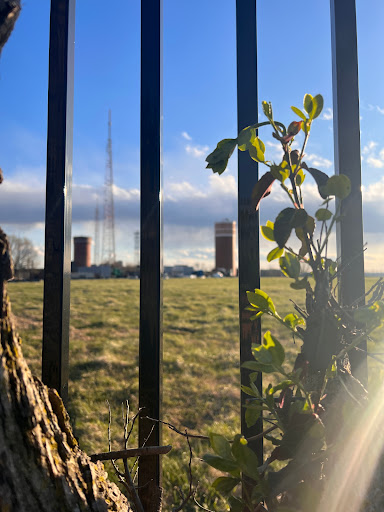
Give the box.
[251,172,275,210]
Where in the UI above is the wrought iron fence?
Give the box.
[41,0,365,496]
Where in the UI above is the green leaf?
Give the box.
[252,331,285,367]
[206,138,237,175]
[251,171,275,210]
[228,495,244,512]
[247,289,276,314]
[315,208,332,221]
[212,476,240,496]
[237,126,256,151]
[303,94,324,120]
[209,433,233,459]
[274,208,296,249]
[262,100,273,121]
[312,94,324,119]
[245,406,261,428]
[274,208,308,249]
[295,215,315,257]
[305,167,329,199]
[323,174,351,199]
[264,331,285,366]
[242,360,275,374]
[291,106,307,121]
[290,277,308,290]
[249,137,265,162]
[261,225,275,241]
[231,435,260,481]
[279,253,301,279]
[241,385,259,397]
[270,163,290,183]
[264,434,282,446]
[283,313,305,330]
[250,311,264,321]
[267,247,284,262]
[295,169,306,186]
[268,380,294,395]
[202,453,239,473]
[303,94,313,114]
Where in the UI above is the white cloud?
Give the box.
[181,131,192,141]
[362,141,377,155]
[362,141,384,168]
[185,144,210,158]
[265,140,284,160]
[367,156,384,169]
[305,153,333,169]
[322,108,333,121]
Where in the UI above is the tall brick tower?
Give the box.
[74,237,92,268]
[215,220,236,276]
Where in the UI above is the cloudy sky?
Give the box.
[1,0,384,271]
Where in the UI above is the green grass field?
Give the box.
[7,277,384,510]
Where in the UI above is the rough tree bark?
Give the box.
[0,231,131,511]
[0,0,20,51]
[0,6,130,510]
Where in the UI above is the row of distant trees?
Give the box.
[8,235,39,270]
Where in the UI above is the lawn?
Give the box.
[7,277,384,510]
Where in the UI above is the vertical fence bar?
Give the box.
[139,0,163,501]
[330,0,366,384]
[236,0,263,463]
[42,0,75,405]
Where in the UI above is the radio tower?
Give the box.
[94,198,100,265]
[102,110,116,264]
[134,230,140,266]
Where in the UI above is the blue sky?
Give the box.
[1,0,384,270]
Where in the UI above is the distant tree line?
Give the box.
[8,234,39,269]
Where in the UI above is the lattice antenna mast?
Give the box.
[134,230,140,266]
[94,197,100,265]
[102,110,116,264]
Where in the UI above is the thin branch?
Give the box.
[131,423,156,479]
[247,425,278,442]
[106,400,122,477]
[123,458,144,512]
[145,416,209,441]
[172,430,194,512]
[90,445,172,462]
[193,496,216,512]
[355,346,384,366]
[145,417,279,445]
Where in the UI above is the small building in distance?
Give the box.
[164,265,194,278]
[215,220,236,276]
[73,236,92,268]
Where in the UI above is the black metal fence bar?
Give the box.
[236,0,263,462]
[42,0,75,405]
[330,0,366,384]
[139,0,163,495]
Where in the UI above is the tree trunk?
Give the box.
[0,242,130,511]
[0,0,21,52]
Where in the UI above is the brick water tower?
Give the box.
[74,237,92,268]
[215,220,236,276]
